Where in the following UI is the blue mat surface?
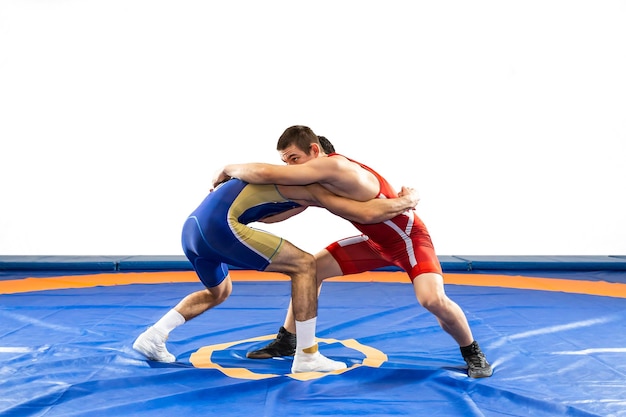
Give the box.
[1,266,626,416]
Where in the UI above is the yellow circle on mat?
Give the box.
[189,334,388,381]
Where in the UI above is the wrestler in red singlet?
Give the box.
[324,153,443,281]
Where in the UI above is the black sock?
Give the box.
[460,341,479,357]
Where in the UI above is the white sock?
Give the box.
[153,309,185,335]
[295,317,317,354]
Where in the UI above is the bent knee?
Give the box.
[417,293,448,313]
[214,289,231,304]
[208,279,232,304]
[293,252,316,274]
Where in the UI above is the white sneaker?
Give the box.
[291,351,347,373]
[133,327,176,363]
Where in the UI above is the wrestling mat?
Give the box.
[1,256,625,416]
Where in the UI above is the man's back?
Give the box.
[190,179,301,228]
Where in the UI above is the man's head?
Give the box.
[277,125,335,165]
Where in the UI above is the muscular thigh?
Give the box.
[264,238,313,276]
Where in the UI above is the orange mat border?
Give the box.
[1,270,626,298]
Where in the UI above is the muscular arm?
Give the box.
[298,184,419,224]
[212,159,341,189]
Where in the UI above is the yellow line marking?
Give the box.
[189,336,387,381]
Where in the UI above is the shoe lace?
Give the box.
[264,338,282,348]
[466,353,487,368]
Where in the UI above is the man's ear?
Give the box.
[310,143,321,157]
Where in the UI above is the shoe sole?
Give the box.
[468,370,493,378]
[246,352,294,359]
[291,364,347,373]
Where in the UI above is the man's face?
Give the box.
[279,144,317,165]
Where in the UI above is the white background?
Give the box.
[1,1,625,256]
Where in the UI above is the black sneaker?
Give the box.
[246,326,296,359]
[461,341,493,378]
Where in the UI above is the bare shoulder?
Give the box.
[309,154,353,175]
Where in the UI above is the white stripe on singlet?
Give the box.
[381,214,417,268]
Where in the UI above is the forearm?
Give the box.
[222,162,322,186]
[355,196,414,224]
[311,185,417,224]
[223,163,276,185]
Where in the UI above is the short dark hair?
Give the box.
[276,125,336,155]
[277,125,320,154]
[317,136,335,153]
